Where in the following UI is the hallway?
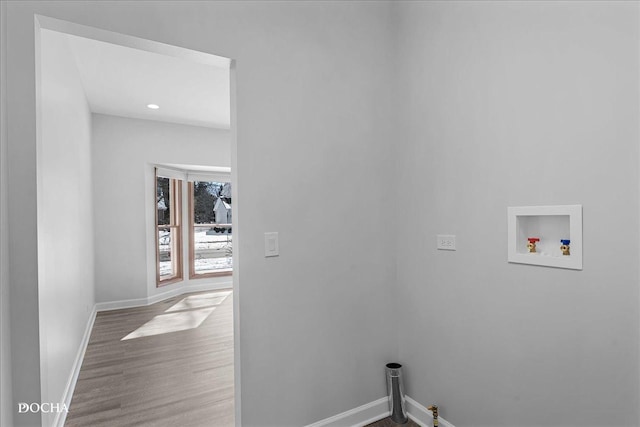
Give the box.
[65,290,234,427]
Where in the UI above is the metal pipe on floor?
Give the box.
[385,362,408,424]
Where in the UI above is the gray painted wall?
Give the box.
[394,2,639,426]
[4,2,397,425]
[1,1,14,426]
[6,4,42,426]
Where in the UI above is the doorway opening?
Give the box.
[35,15,239,427]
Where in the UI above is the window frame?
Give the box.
[188,181,233,279]
[155,170,183,286]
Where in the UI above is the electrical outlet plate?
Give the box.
[437,234,456,251]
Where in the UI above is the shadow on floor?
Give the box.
[365,416,422,427]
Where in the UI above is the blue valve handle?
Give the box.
[560,239,570,245]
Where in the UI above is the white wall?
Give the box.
[91,113,232,303]
[394,2,639,426]
[38,28,96,426]
[0,1,14,426]
[5,2,397,425]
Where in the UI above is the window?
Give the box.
[156,172,183,285]
[189,180,232,278]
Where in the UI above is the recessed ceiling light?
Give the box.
[147,104,160,110]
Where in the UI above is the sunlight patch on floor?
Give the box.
[121,308,216,340]
[165,291,231,312]
[121,291,230,340]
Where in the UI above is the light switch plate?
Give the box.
[437,234,456,251]
[264,232,279,257]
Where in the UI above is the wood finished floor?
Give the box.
[65,290,234,427]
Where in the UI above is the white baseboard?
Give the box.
[306,396,455,427]
[95,295,148,311]
[406,396,455,427]
[53,305,97,427]
[305,397,389,427]
[95,281,232,312]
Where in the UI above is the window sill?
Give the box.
[157,275,184,287]
[189,270,232,280]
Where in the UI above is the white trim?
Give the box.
[305,396,456,427]
[155,164,231,183]
[405,396,455,427]
[156,166,187,180]
[187,172,230,183]
[35,15,231,69]
[305,397,389,427]
[229,58,241,427]
[53,306,97,427]
[96,282,231,312]
[164,164,231,174]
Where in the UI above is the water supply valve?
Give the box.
[427,404,439,427]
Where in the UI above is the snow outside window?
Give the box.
[156,173,183,285]
[189,181,232,278]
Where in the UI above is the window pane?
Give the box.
[158,227,177,278]
[156,174,182,285]
[193,181,216,224]
[192,181,232,275]
[157,177,171,226]
[193,226,232,274]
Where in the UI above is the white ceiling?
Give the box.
[64,32,230,129]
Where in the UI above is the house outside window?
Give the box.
[189,180,232,278]
[155,167,232,286]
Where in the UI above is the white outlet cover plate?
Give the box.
[437,234,456,251]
